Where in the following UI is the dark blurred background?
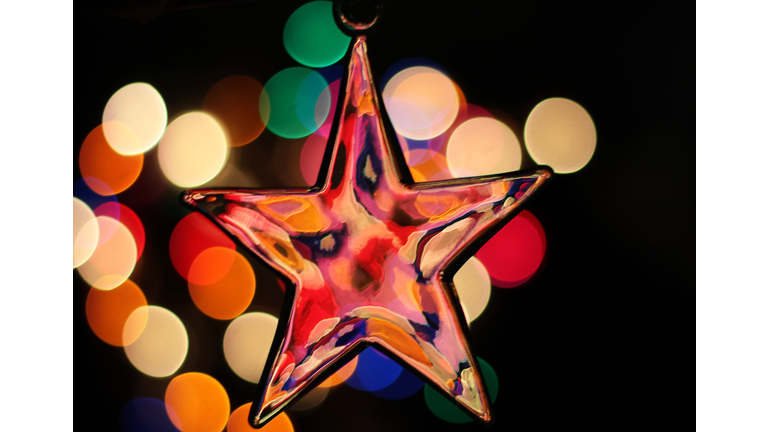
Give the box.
[75,0,693,430]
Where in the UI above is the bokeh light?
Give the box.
[399,103,490,169]
[283,1,350,68]
[318,356,358,388]
[446,117,521,177]
[124,306,188,377]
[73,197,99,268]
[165,372,230,432]
[260,67,330,138]
[345,347,402,392]
[409,151,451,182]
[74,177,118,211]
[77,216,137,290]
[188,248,256,320]
[380,58,448,90]
[94,202,146,260]
[423,357,499,423]
[169,213,236,280]
[475,210,546,288]
[223,312,279,383]
[453,256,492,323]
[203,75,266,147]
[371,366,424,400]
[383,66,459,140]
[398,135,443,167]
[314,78,340,137]
[158,112,229,187]
[79,124,144,196]
[86,279,147,346]
[120,398,180,432]
[227,404,294,432]
[103,83,167,155]
[524,97,596,173]
[289,385,329,412]
[299,132,327,185]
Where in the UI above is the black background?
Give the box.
[76,0,692,430]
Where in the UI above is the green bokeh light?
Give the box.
[283,1,351,68]
[260,67,329,139]
[423,357,499,423]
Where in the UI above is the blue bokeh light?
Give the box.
[345,347,402,392]
[372,366,424,400]
[119,398,180,432]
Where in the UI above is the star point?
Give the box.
[183,37,550,427]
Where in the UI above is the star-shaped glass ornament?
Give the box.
[183,18,551,427]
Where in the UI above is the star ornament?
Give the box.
[183,37,550,427]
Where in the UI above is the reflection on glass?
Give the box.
[184,38,550,426]
[424,357,498,423]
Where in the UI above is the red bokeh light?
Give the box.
[475,210,546,288]
[169,213,235,280]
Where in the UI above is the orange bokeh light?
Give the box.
[79,124,143,196]
[165,372,230,432]
[203,75,266,147]
[319,355,358,387]
[227,403,294,432]
[85,279,147,346]
[188,248,256,320]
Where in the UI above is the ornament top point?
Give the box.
[333,0,388,37]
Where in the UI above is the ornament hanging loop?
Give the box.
[333,0,387,37]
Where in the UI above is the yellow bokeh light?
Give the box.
[103,83,167,155]
[73,197,99,268]
[76,216,137,290]
[524,97,596,173]
[446,117,521,177]
[289,385,329,412]
[453,257,492,323]
[158,112,229,187]
[223,312,279,383]
[124,306,188,377]
[383,67,459,140]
